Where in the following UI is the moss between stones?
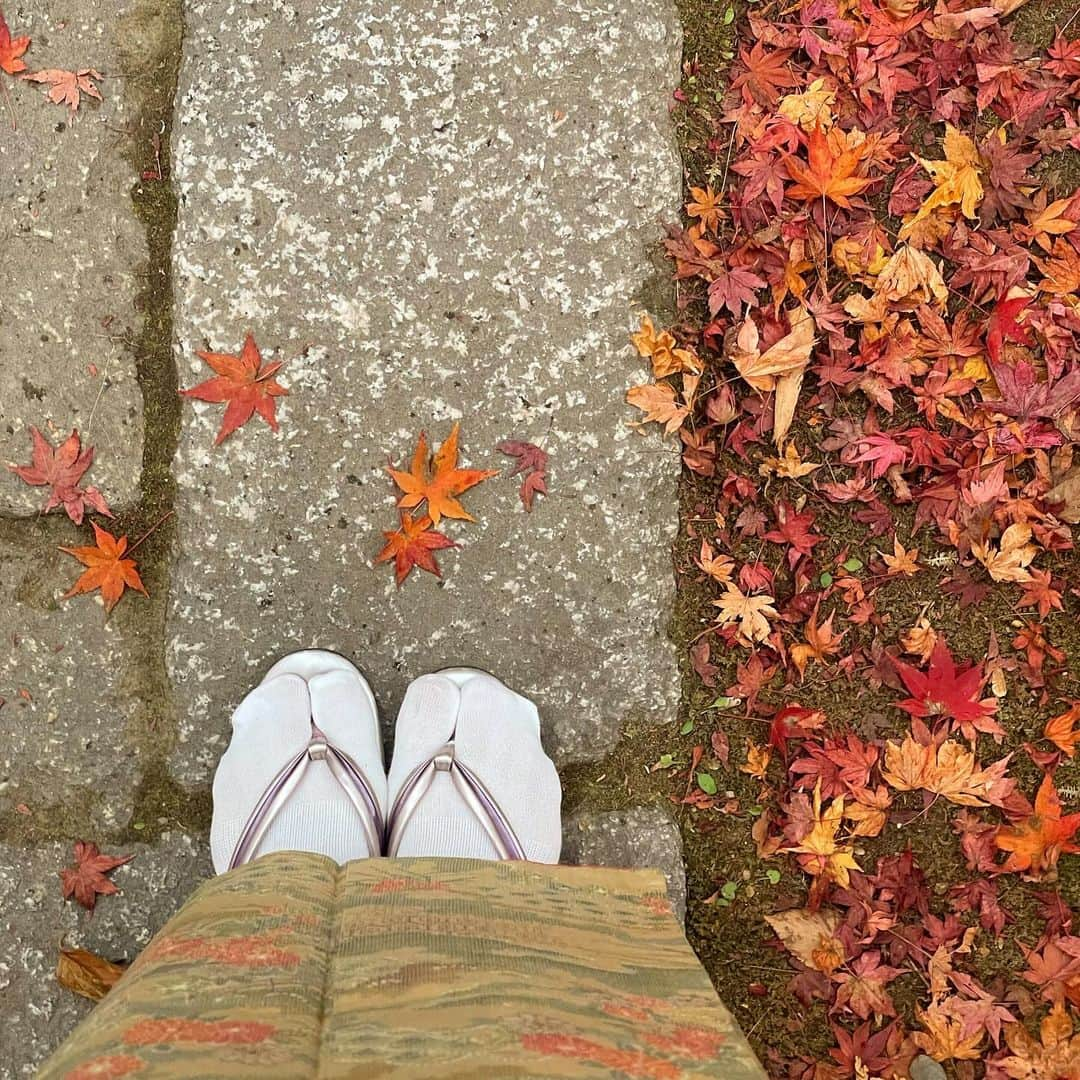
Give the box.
[0,2,192,846]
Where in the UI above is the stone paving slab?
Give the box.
[166,0,683,779]
[0,834,209,1078]
[0,2,145,516]
[0,530,147,831]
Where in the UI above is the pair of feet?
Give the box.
[209,651,563,873]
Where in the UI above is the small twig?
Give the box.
[85,362,110,440]
[126,510,174,556]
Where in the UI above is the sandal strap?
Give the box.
[228,725,384,870]
[385,741,526,860]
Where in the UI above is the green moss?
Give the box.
[120,760,212,844]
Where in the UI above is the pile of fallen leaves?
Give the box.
[629,0,1080,1072]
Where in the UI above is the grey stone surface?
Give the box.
[166,0,683,778]
[0,2,145,516]
[562,806,687,921]
[0,834,210,1078]
[0,530,146,830]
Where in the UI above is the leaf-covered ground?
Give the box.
[573,0,1080,1074]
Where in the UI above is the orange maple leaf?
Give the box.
[375,512,455,586]
[1045,704,1080,758]
[0,9,29,76]
[388,423,498,526]
[1000,1000,1080,1079]
[995,773,1080,878]
[782,124,875,209]
[790,609,845,677]
[180,332,288,445]
[1036,237,1080,296]
[60,522,148,612]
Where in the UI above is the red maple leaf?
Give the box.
[375,512,455,585]
[0,9,29,76]
[60,841,133,912]
[849,432,909,478]
[729,42,798,107]
[892,640,1003,741]
[985,294,1034,365]
[497,439,548,511]
[707,265,767,316]
[763,502,824,569]
[180,332,288,445]
[8,426,112,525]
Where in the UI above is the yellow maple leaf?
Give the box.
[777,77,836,131]
[741,738,772,780]
[900,616,937,662]
[1000,1001,1080,1078]
[915,999,985,1062]
[972,522,1038,583]
[900,124,983,241]
[626,382,688,435]
[790,782,860,887]
[731,307,816,446]
[882,536,921,576]
[873,245,949,309]
[714,584,778,644]
[759,442,822,478]
[686,185,725,232]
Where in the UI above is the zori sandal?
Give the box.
[210,650,388,873]
[385,668,562,863]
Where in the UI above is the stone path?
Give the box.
[0,2,682,1073]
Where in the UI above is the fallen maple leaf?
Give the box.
[874,245,948,309]
[789,782,861,889]
[783,123,875,208]
[59,841,132,912]
[0,8,29,75]
[760,443,821,478]
[882,729,1013,807]
[901,124,984,239]
[731,308,815,445]
[882,536,920,576]
[972,521,1038,583]
[389,424,498,525]
[625,380,690,434]
[1045,704,1080,758]
[60,522,148,612]
[892,640,1002,741]
[8,426,112,525]
[714,584,777,645]
[791,609,845,677]
[1000,1000,1080,1079]
[986,294,1035,365]
[914,998,985,1062]
[180,332,288,445]
[22,68,102,113]
[497,439,548,511]
[57,947,125,1001]
[375,512,455,585]
[996,773,1080,878]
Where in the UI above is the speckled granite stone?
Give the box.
[166,0,683,777]
[0,836,209,1078]
[0,3,145,517]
